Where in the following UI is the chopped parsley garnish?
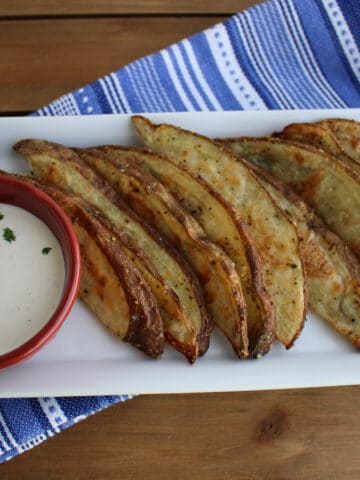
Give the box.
[3,227,16,243]
[42,247,52,255]
[0,212,3,220]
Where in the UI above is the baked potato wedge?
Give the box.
[220,136,360,259]
[4,174,165,358]
[14,139,212,363]
[132,115,307,350]
[248,163,360,347]
[276,122,360,176]
[76,146,249,358]
[101,146,275,357]
[317,118,360,164]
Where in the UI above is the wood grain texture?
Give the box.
[2,1,360,477]
[0,16,224,112]
[2,388,360,479]
[0,1,259,16]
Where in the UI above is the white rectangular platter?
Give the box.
[1,108,359,398]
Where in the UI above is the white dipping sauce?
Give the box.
[0,203,66,355]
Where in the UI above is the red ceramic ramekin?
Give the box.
[0,173,81,369]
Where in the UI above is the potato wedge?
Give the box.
[101,146,275,357]
[6,175,165,358]
[276,122,360,176]
[76,146,248,358]
[220,136,360,259]
[14,139,212,363]
[133,116,307,349]
[317,118,360,164]
[247,163,360,347]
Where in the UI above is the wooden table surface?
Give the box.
[2,2,360,479]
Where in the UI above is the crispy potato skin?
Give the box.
[74,146,213,357]
[76,223,131,340]
[7,176,165,358]
[133,115,307,350]
[65,203,165,357]
[221,136,360,260]
[317,118,360,164]
[13,139,212,363]
[247,164,360,348]
[8,115,360,357]
[76,146,249,358]
[276,122,360,176]
[101,145,276,357]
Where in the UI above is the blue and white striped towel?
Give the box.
[1,0,359,463]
